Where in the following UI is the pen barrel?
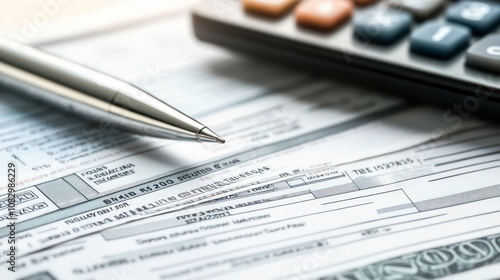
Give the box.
[0,38,206,141]
[0,38,120,102]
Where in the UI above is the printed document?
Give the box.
[1,13,499,280]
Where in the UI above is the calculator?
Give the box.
[192,0,500,116]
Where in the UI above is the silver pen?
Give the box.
[0,38,225,144]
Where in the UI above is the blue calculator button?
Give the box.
[354,9,412,45]
[410,21,471,58]
[446,1,500,35]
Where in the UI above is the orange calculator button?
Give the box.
[295,0,354,30]
[243,0,300,17]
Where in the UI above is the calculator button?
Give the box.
[410,21,471,58]
[295,0,354,31]
[243,0,299,17]
[354,8,412,45]
[353,0,377,6]
[387,0,445,20]
[446,1,500,35]
[466,34,500,73]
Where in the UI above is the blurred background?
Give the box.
[0,0,198,45]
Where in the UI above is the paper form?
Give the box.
[0,14,476,261]
[8,124,500,280]
[1,12,499,280]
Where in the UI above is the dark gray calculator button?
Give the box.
[466,34,500,73]
[387,0,445,20]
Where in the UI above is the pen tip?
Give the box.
[198,127,226,144]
